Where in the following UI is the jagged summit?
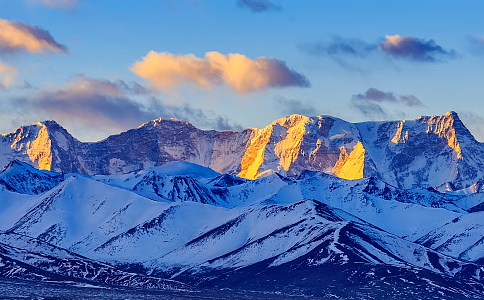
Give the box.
[415,110,459,119]
[270,113,310,125]
[270,113,347,126]
[1,112,484,189]
[37,119,63,127]
[444,110,459,117]
[138,117,192,128]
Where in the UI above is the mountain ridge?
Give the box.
[1,111,483,189]
[2,157,484,298]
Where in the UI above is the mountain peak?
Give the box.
[271,114,311,127]
[416,111,460,122]
[443,110,459,119]
[0,160,64,194]
[2,111,484,189]
[37,120,62,128]
[138,117,191,129]
[1,160,34,173]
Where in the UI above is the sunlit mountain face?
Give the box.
[1,113,484,299]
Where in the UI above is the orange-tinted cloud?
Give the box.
[0,60,17,91]
[131,51,310,93]
[0,19,67,54]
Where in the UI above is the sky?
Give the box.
[1,0,484,141]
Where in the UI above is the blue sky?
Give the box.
[1,0,484,141]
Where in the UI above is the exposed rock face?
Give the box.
[1,112,483,189]
[0,121,83,174]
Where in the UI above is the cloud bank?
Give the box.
[131,51,309,93]
[237,0,281,12]
[303,34,455,63]
[9,76,240,140]
[0,19,67,54]
[29,77,156,129]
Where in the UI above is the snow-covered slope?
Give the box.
[5,176,175,253]
[417,211,484,263]
[271,172,463,240]
[2,173,483,291]
[355,111,484,189]
[94,161,224,205]
[146,200,483,280]
[88,163,464,240]
[0,232,184,290]
[3,153,484,296]
[0,160,64,195]
[2,112,484,189]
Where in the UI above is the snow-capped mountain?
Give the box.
[417,211,484,264]
[0,232,184,290]
[2,159,484,298]
[3,113,484,298]
[0,160,64,195]
[2,111,484,189]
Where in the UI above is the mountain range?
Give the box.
[2,112,484,299]
[2,111,484,189]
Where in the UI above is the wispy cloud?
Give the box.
[131,51,309,93]
[352,100,389,120]
[275,96,318,116]
[468,36,484,55]
[301,36,376,58]
[380,35,456,62]
[351,88,423,119]
[0,19,67,54]
[302,34,456,64]
[237,0,281,12]
[60,76,150,97]
[0,61,17,91]
[35,0,78,9]
[9,76,240,140]
[352,88,423,107]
